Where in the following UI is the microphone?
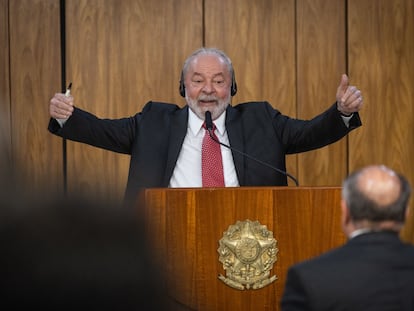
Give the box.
[204,111,299,186]
[205,110,214,131]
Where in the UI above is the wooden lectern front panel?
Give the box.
[142,187,345,311]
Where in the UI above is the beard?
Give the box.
[186,93,231,121]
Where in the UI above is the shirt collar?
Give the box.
[188,108,226,136]
[349,228,375,239]
[349,227,400,240]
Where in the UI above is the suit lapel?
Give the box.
[226,105,245,185]
[162,106,189,186]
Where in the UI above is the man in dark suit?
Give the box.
[281,165,414,311]
[48,47,363,203]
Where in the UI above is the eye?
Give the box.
[214,81,225,88]
[192,79,203,84]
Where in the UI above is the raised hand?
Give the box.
[336,74,363,116]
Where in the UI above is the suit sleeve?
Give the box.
[48,107,137,154]
[274,102,362,154]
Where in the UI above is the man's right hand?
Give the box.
[49,93,74,120]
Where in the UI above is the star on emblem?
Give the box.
[217,220,278,290]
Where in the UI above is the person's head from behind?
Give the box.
[341,165,412,236]
[181,47,235,121]
[0,195,167,311]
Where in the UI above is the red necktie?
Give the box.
[202,123,225,187]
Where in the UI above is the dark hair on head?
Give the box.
[0,195,168,310]
[342,169,412,223]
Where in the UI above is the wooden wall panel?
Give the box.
[204,0,297,184]
[296,0,347,186]
[65,0,203,201]
[5,0,414,243]
[348,0,414,243]
[0,0,11,149]
[9,0,62,193]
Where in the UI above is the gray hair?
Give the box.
[181,47,234,79]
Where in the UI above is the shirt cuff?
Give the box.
[341,114,353,128]
[56,118,68,127]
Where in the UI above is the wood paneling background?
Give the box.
[0,0,11,150]
[8,0,62,193]
[296,0,348,185]
[347,0,414,241]
[1,0,413,243]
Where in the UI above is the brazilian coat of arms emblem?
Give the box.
[217,219,278,290]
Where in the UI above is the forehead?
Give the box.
[188,54,230,76]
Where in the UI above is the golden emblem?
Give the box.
[217,220,278,290]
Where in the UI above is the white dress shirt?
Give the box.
[168,109,240,188]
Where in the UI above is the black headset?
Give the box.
[179,70,238,97]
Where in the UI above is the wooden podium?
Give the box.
[140,187,346,311]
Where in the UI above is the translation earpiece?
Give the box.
[179,71,186,97]
[230,71,237,96]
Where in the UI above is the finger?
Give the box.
[336,74,350,103]
[342,95,364,113]
[338,74,349,94]
[50,98,71,112]
[55,93,74,104]
[51,105,73,119]
[49,96,74,118]
[50,103,73,119]
[341,86,358,102]
[52,110,72,119]
[344,89,362,104]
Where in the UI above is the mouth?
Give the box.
[198,96,218,106]
[199,99,217,105]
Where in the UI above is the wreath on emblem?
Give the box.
[217,220,278,290]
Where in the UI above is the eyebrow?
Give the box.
[191,72,225,79]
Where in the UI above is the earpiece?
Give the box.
[230,72,238,96]
[179,71,238,98]
[179,71,186,97]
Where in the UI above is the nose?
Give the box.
[202,81,214,94]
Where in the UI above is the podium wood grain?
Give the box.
[142,187,345,311]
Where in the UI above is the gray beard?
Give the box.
[185,93,230,120]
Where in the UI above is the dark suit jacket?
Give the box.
[48,101,361,202]
[281,231,414,311]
